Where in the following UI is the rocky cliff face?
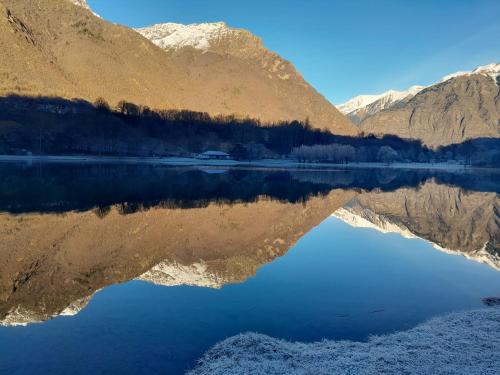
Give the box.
[338,63,500,146]
[0,190,355,326]
[334,182,499,268]
[0,0,356,135]
[359,73,500,147]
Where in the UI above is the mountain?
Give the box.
[134,21,356,134]
[0,0,356,135]
[333,182,500,269]
[338,85,425,124]
[339,63,500,146]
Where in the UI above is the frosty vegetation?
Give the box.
[189,308,500,375]
[291,144,400,163]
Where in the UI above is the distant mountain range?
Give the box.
[339,63,500,147]
[0,0,356,135]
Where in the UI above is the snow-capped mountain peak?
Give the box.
[68,0,100,17]
[337,94,383,115]
[338,85,425,116]
[69,0,90,10]
[441,63,500,83]
[338,62,499,123]
[136,22,235,51]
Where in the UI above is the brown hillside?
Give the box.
[0,0,357,135]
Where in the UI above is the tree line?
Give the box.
[0,94,498,166]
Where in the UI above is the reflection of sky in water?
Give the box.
[1,217,499,375]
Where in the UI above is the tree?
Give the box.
[94,97,110,113]
[117,101,140,117]
[377,146,399,163]
[231,144,250,160]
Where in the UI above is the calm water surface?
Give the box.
[0,163,498,374]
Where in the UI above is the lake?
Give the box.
[0,163,498,374]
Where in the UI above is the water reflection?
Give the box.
[0,163,498,329]
[334,182,499,269]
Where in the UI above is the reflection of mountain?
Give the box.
[0,190,355,326]
[333,182,499,269]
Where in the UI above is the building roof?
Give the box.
[200,151,230,156]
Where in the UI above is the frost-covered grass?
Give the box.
[189,308,500,375]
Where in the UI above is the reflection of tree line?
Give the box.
[1,95,498,165]
[0,163,498,215]
[94,195,328,218]
[0,165,333,214]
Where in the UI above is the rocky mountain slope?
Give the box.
[339,64,500,147]
[333,182,499,269]
[0,0,356,135]
[135,21,356,134]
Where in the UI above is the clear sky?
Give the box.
[88,0,500,104]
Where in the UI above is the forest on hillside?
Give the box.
[0,95,498,166]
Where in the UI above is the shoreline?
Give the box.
[0,154,493,172]
[189,307,500,375]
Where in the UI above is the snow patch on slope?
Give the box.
[188,308,500,375]
[135,22,233,51]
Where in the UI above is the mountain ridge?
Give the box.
[339,63,500,146]
[0,0,356,135]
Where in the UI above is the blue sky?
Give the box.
[88,0,500,104]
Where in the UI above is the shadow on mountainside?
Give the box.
[0,95,498,166]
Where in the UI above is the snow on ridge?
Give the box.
[441,63,500,83]
[339,62,499,115]
[188,308,500,375]
[337,94,383,115]
[136,22,235,51]
[69,0,90,9]
[68,0,100,17]
[338,85,425,115]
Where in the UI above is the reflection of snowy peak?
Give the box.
[333,207,417,239]
[137,261,226,289]
[0,295,92,327]
[333,206,500,271]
